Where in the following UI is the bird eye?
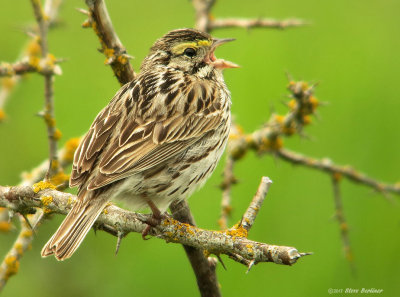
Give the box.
[184,48,197,58]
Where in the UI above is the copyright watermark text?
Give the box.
[328,288,384,294]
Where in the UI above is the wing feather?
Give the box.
[70,71,227,192]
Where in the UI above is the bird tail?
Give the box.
[41,195,109,261]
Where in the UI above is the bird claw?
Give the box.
[141,213,167,240]
[140,200,167,240]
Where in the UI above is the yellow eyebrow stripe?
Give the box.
[171,40,212,55]
[197,40,211,46]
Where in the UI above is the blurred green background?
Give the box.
[1,0,400,296]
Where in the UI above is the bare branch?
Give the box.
[20,137,79,188]
[192,0,216,32]
[0,1,63,121]
[331,174,355,274]
[44,0,64,24]
[0,211,43,292]
[278,148,400,196]
[227,80,318,160]
[191,0,306,33]
[0,59,62,78]
[0,209,12,233]
[0,0,65,288]
[84,0,135,84]
[0,61,37,77]
[226,80,400,197]
[0,184,310,267]
[241,177,272,232]
[30,0,60,178]
[210,18,307,30]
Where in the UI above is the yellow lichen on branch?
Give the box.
[0,109,5,122]
[61,137,80,162]
[32,181,56,193]
[3,256,19,280]
[41,195,53,213]
[49,170,69,187]
[223,223,248,239]
[0,222,12,232]
[83,0,135,85]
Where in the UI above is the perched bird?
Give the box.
[41,28,238,261]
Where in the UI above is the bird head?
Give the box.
[142,28,238,76]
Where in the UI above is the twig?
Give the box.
[225,80,400,197]
[191,0,306,33]
[0,211,43,292]
[223,177,278,270]
[192,0,216,32]
[0,135,71,290]
[170,200,221,297]
[20,137,79,188]
[0,0,63,121]
[0,4,64,288]
[30,0,60,178]
[241,177,273,232]
[277,148,400,196]
[0,61,40,77]
[84,0,135,85]
[219,155,236,229]
[0,185,310,267]
[44,0,63,25]
[0,209,12,233]
[227,80,319,160]
[331,174,355,274]
[210,18,307,30]
[0,59,62,78]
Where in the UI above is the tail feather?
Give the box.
[41,196,109,261]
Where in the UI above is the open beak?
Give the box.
[204,38,239,69]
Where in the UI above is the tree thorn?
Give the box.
[20,214,36,235]
[75,7,90,15]
[123,54,134,60]
[216,254,227,270]
[115,230,125,256]
[8,210,15,222]
[105,57,115,65]
[246,259,256,274]
[31,209,44,231]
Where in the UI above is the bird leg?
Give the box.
[141,200,164,240]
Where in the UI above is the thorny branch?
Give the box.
[331,174,355,274]
[277,148,400,195]
[0,0,65,290]
[83,0,135,84]
[0,136,76,292]
[241,177,273,232]
[222,78,400,264]
[211,18,306,30]
[0,59,61,77]
[30,0,60,178]
[0,183,310,266]
[0,0,63,122]
[0,211,43,291]
[192,0,306,32]
[224,80,400,196]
